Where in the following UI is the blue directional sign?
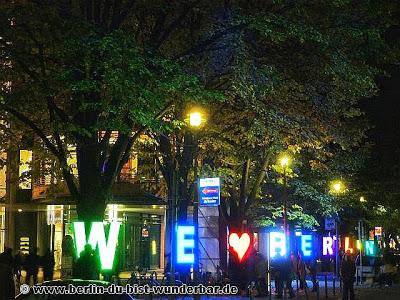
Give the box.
[199,177,220,206]
[325,218,336,231]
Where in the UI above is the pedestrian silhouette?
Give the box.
[74,244,101,280]
[26,247,39,285]
[341,251,356,300]
[61,235,76,279]
[254,251,268,296]
[14,250,22,284]
[42,248,55,281]
[0,247,15,300]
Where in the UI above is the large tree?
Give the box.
[1,0,398,226]
[0,1,219,221]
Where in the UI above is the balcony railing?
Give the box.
[32,175,166,201]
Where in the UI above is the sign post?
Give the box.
[325,218,336,231]
[199,177,220,206]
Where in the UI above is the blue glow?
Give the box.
[176,225,195,264]
[270,231,286,258]
[364,241,376,256]
[301,234,313,257]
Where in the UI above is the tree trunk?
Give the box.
[177,178,189,222]
[76,139,110,221]
[219,212,228,271]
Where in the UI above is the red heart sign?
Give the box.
[229,232,251,261]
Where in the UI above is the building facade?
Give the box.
[2,146,168,272]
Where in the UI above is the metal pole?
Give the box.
[335,218,339,277]
[283,169,288,235]
[324,274,328,299]
[358,219,363,285]
[267,232,271,297]
[193,135,199,288]
[170,169,177,286]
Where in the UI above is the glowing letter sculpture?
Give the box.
[229,232,251,262]
[176,225,195,264]
[323,236,334,256]
[301,235,313,257]
[73,222,121,270]
[344,237,354,253]
[270,232,286,258]
[364,241,376,256]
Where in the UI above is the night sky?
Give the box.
[362,66,400,199]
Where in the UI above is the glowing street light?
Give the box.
[329,179,346,195]
[185,108,207,286]
[278,154,291,168]
[189,112,202,127]
[360,196,367,203]
[328,178,346,278]
[188,110,206,128]
[277,153,292,235]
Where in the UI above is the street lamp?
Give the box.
[329,179,345,195]
[278,153,292,235]
[189,112,203,127]
[328,179,346,278]
[188,109,206,286]
[278,154,291,168]
[169,109,206,286]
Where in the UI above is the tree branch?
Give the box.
[47,97,80,198]
[99,129,112,163]
[101,0,112,29]
[174,23,246,59]
[110,0,136,30]
[245,148,273,211]
[219,197,230,224]
[153,1,199,49]
[115,101,174,176]
[239,158,250,211]
[102,132,130,187]
[155,155,169,185]
[4,106,59,157]
[4,104,80,197]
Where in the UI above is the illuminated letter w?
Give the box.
[73,222,121,270]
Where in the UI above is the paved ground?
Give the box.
[190,285,400,299]
[16,270,400,300]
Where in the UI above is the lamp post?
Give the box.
[357,196,366,285]
[278,154,291,235]
[328,179,346,278]
[169,169,178,285]
[188,109,206,286]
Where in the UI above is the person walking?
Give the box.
[297,251,307,291]
[26,247,39,285]
[14,250,22,284]
[306,257,318,292]
[274,254,295,298]
[42,249,55,281]
[0,247,16,300]
[254,251,268,296]
[341,251,356,300]
[74,244,101,280]
[61,235,76,279]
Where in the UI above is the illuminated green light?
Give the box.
[73,222,121,270]
[151,240,157,255]
[364,241,376,256]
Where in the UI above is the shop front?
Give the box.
[0,205,5,253]
[37,204,166,272]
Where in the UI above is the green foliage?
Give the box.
[0,1,398,222]
[248,199,319,229]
